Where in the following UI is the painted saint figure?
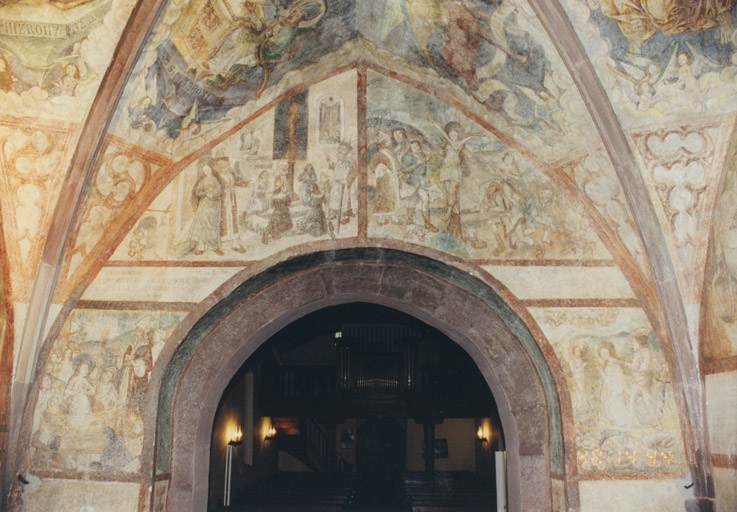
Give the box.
[587,0,736,50]
[94,367,122,412]
[214,154,248,253]
[370,132,398,214]
[64,361,95,415]
[435,121,479,237]
[399,140,437,232]
[597,343,630,427]
[328,142,357,226]
[626,328,661,427]
[392,127,411,163]
[569,345,588,412]
[484,152,526,254]
[262,176,293,243]
[298,163,318,206]
[300,182,330,237]
[189,159,224,256]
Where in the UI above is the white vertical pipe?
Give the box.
[496,450,507,511]
[224,444,233,507]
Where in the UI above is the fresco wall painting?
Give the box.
[530,307,687,477]
[0,118,78,302]
[30,309,186,479]
[5,0,730,509]
[105,69,358,267]
[562,0,737,123]
[366,70,610,262]
[358,0,598,160]
[0,0,136,120]
[703,134,737,360]
[106,0,354,155]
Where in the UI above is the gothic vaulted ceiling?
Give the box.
[1,0,736,510]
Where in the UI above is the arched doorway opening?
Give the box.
[152,250,561,511]
[206,303,504,510]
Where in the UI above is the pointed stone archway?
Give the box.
[148,249,564,511]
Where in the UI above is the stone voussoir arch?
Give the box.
[153,248,559,511]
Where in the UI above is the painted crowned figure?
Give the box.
[588,0,736,50]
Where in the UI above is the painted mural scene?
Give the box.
[367,72,608,260]
[112,70,359,262]
[30,310,185,475]
[3,0,737,510]
[0,0,136,118]
[109,0,357,154]
[536,308,686,475]
[359,0,595,156]
[172,141,355,259]
[565,0,737,118]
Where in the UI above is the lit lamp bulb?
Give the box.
[477,426,487,443]
[265,423,277,441]
[229,426,243,446]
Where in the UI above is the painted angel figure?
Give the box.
[608,54,666,110]
[658,42,722,94]
[204,0,327,95]
[609,43,722,110]
[49,42,96,97]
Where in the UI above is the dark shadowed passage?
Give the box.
[210,303,503,512]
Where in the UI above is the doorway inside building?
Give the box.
[208,302,503,511]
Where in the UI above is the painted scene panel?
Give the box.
[110,70,359,262]
[530,307,687,476]
[31,309,187,475]
[563,0,737,122]
[0,0,136,120]
[366,71,610,261]
[358,0,597,159]
[108,0,355,153]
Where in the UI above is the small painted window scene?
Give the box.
[319,96,343,145]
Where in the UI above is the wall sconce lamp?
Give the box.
[228,427,243,447]
[477,426,488,444]
[264,423,277,441]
